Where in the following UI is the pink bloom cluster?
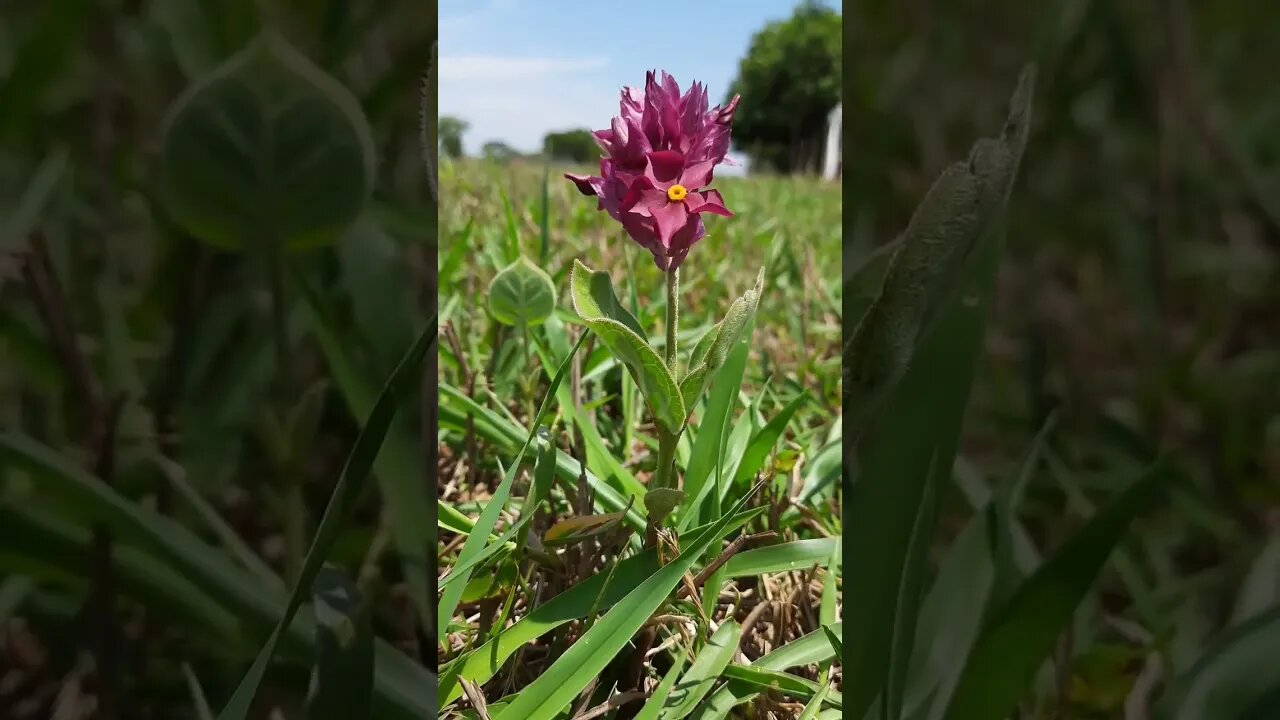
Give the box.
[567,71,740,271]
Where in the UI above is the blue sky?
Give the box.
[438,0,837,171]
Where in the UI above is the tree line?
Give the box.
[439,1,840,173]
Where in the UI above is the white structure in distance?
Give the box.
[822,103,842,181]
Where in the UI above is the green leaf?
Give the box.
[822,626,842,657]
[903,508,997,720]
[664,621,742,719]
[571,259,683,432]
[491,485,766,720]
[644,488,686,527]
[420,42,438,202]
[722,538,839,577]
[216,324,434,720]
[842,66,1035,720]
[439,383,646,532]
[1,149,69,254]
[679,320,755,530]
[437,464,540,590]
[845,236,902,324]
[1156,605,1280,719]
[799,681,836,720]
[721,665,842,707]
[488,256,557,327]
[686,322,722,376]
[437,512,761,708]
[306,568,373,720]
[159,31,375,250]
[437,335,587,641]
[733,393,807,484]
[845,65,1034,437]
[633,650,688,720]
[0,443,433,720]
[696,624,843,719]
[944,463,1168,720]
[678,269,765,409]
[183,664,217,720]
[297,274,433,633]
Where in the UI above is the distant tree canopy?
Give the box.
[481,140,520,162]
[439,116,468,159]
[727,0,841,174]
[543,129,599,163]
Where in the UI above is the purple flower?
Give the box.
[567,71,739,271]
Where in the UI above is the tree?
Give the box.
[726,0,841,174]
[543,129,599,163]
[481,140,520,163]
[439,116,468,158]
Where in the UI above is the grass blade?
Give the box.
[492,483,766,720]
[0,443,433,720]
[843,66,1035,718]
[306,567,374,720]
[437,510,762,708]
[1156,604,1280,719]
[633,649,688,720]
[943,463,1168,720]
[437,333,587,641]
[664,621,742,719]
[722,538,839,577]
[216,323,434,720]
[732,393,807,484]
[297,274,434,630]
[696,623,842,719]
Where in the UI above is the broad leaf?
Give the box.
[488,256,556,327]
[841,66,1035,720]
[159,31,375,250]
[571,259,684,432]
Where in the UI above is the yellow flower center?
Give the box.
[666,184,688,202]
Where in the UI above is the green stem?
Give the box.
[665,267,679,368]
[654,267,681,492]
[646,268,683,545]
[520,321,534,422]
[266,244,303,585]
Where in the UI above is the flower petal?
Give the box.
[649,199,688,248]
[565,173,601,197]
[686,189,733,217]
[714,95,740,126]
[645,150,685,186]
[679,159,716,190]
[619,176,664,215]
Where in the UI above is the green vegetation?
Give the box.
[437,158,842,718]
[0,2,435,718]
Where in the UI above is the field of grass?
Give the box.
[1,4,436,718]
[436,158,843,718]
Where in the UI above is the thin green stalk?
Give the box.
[520,321,535,422]
[265,244,304,586]
[665,267,679,367]
[654,268,682,494]
[649,267,681,544]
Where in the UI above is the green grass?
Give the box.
[436,157,843,717]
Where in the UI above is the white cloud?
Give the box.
[437,51,752,174]
[440,56,609,82]
[439,54,618,155]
